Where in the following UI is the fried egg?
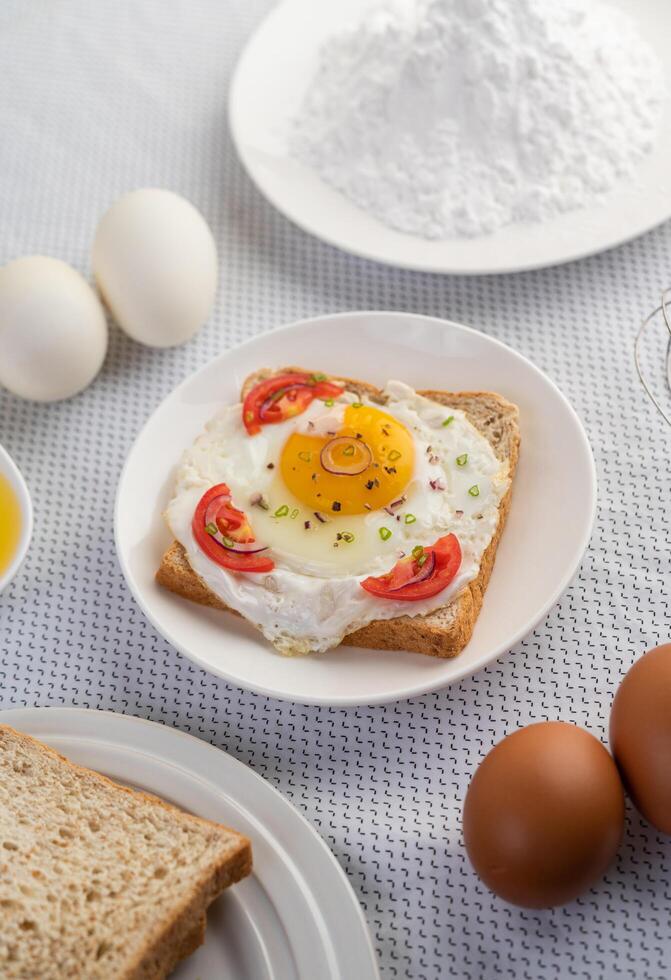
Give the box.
[166,381,510,655]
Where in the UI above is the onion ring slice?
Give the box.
[320,436,372,476]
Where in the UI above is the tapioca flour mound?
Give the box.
[290,0,665,239]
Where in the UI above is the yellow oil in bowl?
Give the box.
[0,473,21,577]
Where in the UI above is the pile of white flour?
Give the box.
[290,0,665,239]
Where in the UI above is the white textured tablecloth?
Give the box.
[1,2,671,978]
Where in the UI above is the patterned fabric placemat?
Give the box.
[1,2,670,977]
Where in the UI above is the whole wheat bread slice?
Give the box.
[0,724,252,979]
[157,369,520,659]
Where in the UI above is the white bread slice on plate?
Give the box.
[0,724,252,980]
[156,368,520,659]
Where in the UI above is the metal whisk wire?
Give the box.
[635,288,671,427]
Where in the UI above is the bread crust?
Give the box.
[156,368,520,659]
[0,724,252,980]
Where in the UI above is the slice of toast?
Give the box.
[157,369,520,659]
[0,723,252,980]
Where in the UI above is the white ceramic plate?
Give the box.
[0,707,378,980]
[0,443,33,593]
[229,0,671,275]
[115,311,596,706]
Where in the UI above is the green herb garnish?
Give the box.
[456,453,468,467]
[298,451,312,463]
[468,485,480,497]
[442,416,455,427]
[274,504,290,517]
[343,445,355,457]
[352,401,363,408]
[411,545,428,567]
[405,513,417,524]
[341,531,355,543]
[323,398,335,407]
[290,508,298,519]
[379,527,392,541]
[388,450,401,462]
[310,372,327,383]
[205,522,218,536]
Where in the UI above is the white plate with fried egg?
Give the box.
[115,312,596,706]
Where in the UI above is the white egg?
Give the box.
[166,381,510,656]
[0,256,108,402]
[92,188,218,348]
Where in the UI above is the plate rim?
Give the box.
[114,310,597,706]
[228,0,671,276]
[0,706,380,980]
[0,443,33,594]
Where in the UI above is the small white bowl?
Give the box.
[0,444,33,593]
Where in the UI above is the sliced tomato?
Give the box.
[361,534,461,601]
[243,372,344,435]
[210,499,254,543]
[193,484,274,573]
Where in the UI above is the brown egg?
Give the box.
[610,644,671,834]
[463,721,624,908]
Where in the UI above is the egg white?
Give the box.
[166,381,510,655]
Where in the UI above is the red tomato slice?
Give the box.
[361,534,461,601]
[193,484,274,573]
[243,373,344,435]
[211,500,254,543]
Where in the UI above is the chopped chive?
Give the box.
[323,398,335,407]
[341,531,355,543]
[379,527,392,541]
[456,453,468,466]
[412,545,424,559]
[417,552,427,567]
[343,445,355,457]
[468,485,480,497]
[405,513,417,524]
[274,504,290,517]
[388,449,401,462]
[205,522,218,536]
[442,416,455,427]
[290,508,298,519]
[298,451,312,463]
[311,372,327,382]
[222,535,235,548]
[352,401,363,408]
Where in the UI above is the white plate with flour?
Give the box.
[0,708,379,980]
[229,0,671,275]
[115,312,596,706]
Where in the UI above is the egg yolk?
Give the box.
[280,404,415,515]
[0,474,21,576]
